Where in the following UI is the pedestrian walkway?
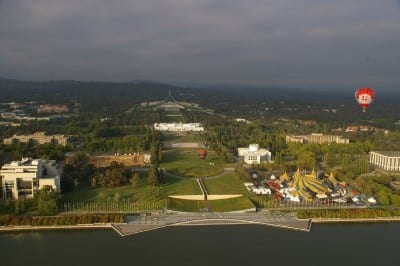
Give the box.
[111,211,311,237]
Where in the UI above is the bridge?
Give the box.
[111,211,312,237]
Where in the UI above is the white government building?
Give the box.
[369,151,400,172]
[154,123,204,132]
[238,144,272,164]
[0,158,62,200]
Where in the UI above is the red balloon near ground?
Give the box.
[198,149,207,160]
[355,87,375,112]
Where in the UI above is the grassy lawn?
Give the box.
[161,133,203,142]
[166,196,255,212]
[204,173,247,194]
[61,172,258,213]
[61,173,202,211]
[164,109,184,123]
[165,109,182,116]
[167,198,207,212]
[209,197,255,212]
[161,149,224,177]
[160,176,202,196]
[165,115,184,123]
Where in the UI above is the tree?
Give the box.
[274,152,282,164]
[36,186,60,215]
[235,165,251,181]
[90,162,131,188]
[377,190,391,205]
[324,151,336,168]
[150,141,162,165]
[130,173,140,188]
[158,144,163,162]
[147,166,159,186]
[150,142,159,164]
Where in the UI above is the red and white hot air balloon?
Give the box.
[198,149,207,160]
[355,87,374,112]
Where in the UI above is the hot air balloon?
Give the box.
[198,149,207,160]
[355,87,374,112]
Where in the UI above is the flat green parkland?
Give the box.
[166,196,255,212]
[161,149,224,178]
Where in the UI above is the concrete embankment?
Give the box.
[113,212,312,237]
[312,217,400,223]
[0,223,115,233]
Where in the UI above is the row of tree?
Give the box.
[297,208,400,219]
[0,142,67,165]
[0,186,60,215]
[0,214,125,226]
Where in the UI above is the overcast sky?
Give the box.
[1,0,399,90]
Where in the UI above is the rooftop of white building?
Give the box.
[371,151,400,157]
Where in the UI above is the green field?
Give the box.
[61,173,201,211]
[61,171,260,213]
[166,196,255,212]
[204,173,247,194]
[167,198,207,212]
[164,109,184,123]
[209,197,255,212]
[61,142,257,213]
[161,149,224,177]
[161,133,203,142]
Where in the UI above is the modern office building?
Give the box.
[369,151,400,172]
[0,158,62,200]
[238,144,272,164]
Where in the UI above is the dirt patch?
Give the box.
[89,154,149,167]
[163,142,203,148]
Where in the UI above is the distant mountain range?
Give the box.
[0,77,398,101]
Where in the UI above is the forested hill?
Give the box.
[0,77,399,119]
[0,78,184,112]
[0,77,352,105]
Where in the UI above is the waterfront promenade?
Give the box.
[3,214,400,236]
[111,211,312,237]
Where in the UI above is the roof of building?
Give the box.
[371,151,400,157]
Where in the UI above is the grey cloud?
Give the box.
[0,0,399,89]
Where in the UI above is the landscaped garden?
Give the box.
[161,149,224,177]
[61,173,202,212]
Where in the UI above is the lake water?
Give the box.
[0,223,398,266]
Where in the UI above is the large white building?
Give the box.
[238,144,272,165]
[154,123,204,132]
[0,158,62,200]
[369,151,400,172]
[3,132,69,146]
[286,133,349,144]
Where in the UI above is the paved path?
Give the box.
[111,211,311,237]
[162,142,204,148]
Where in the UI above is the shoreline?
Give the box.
[311,217,400,223]
[0,223,116,233]
[1,216,400,234]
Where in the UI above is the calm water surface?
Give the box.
[0,224,398,266]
